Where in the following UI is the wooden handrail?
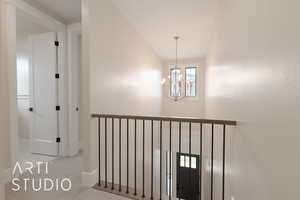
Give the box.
[91,113,237,126]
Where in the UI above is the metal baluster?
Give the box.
[126,119,129,194]
[211,124,214,200]
[189,122,192,199]
[134,119,137,195]
[98,118,101,186]
[159,120,162,200]
[169,121,172,200]
[105,118,108,188]
[222,125,226,200]
[199,123,203,200]
[142,120,145,198]
[119,119,122,192]
[178,121,182,200]
[151,120,154,200]
[90,114,236,200]
[112,118,115,190]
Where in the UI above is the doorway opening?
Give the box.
[16,9,59,165]
[176,153,200,200]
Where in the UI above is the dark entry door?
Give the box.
[176,153,200,200]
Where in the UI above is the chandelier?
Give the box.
[162,36,186,102]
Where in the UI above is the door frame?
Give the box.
[67,23,81,156]
[3,0,69,166]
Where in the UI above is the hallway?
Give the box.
[75,189,130,200]
[5,154,82,200]
[5,152,131,200]
[1,0,300,200]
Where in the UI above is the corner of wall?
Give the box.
[81,168,98,188]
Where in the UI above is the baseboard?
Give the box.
[81,169,98,188]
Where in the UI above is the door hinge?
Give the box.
[55,41,59,46]
[55,73,60,79]
[56,106,61,111]
[56,137,61,143]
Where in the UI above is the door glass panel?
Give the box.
[191,157,197,169]
[180,155,185,167]
[185,156,190,167]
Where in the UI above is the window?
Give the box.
[180,155,197,169]
[16,55,30,97]
[169,65,197,98]
[170,68,182,97]
[185,67,196,97]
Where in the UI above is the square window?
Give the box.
[185,67,197,97]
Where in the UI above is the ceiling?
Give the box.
[23,0,81,24]
[16,10,50,36]
[20,0,218,60]
[111,0,219,60]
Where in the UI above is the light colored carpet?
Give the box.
[74,189,131,200]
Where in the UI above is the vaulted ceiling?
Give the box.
[111,0,219,60]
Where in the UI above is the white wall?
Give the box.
[161,58,206,117]
[81,0,162,172]
[205,0,300,199]
[15,14,53,140]
[0,0,11,175]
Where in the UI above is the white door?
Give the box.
[30,32,58,156]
